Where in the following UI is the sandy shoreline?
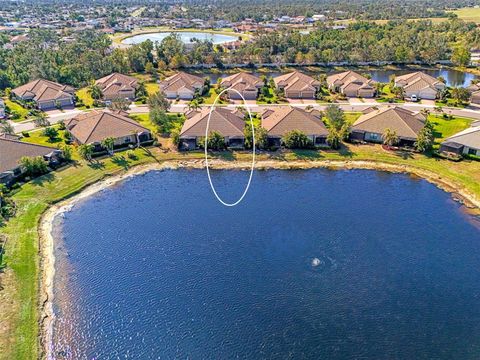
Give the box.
[37,158,480,359]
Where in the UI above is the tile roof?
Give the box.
[274,71,320,92]
[12,79,74,103]
[180,108,245,138]
[327,70,375,91]
[160,72,204,93]
[95,73,138,97]
[0,137,56,173]
[443,126,480,149]
[221,72,262,93]
[352,106,426,140]
[261,107,328,137]
[395,72,443,92]
[65,110,150,144]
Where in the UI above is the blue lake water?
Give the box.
[122,31,239,45]
[52,169,480,359]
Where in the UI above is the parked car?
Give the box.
[410,94,418,102]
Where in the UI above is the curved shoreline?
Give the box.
[38,159,480,359]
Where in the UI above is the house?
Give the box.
[179,108,245,150]
[440,126,480,157]
[11,79,75,110]
[220,72,263,100]
[394,72,445,100]
[0,99,5,119]
[327,71,376,98]
[159,72,205,100]
[273,71,320,99]
[466,83,480,104]
[65,110,153,152]
[350,107,426,147]
[0,137,63,185]
[95,73,138,102]
[261,107,328,148]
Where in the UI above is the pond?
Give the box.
[122,31,239,45]
[202,68,477,87]
[52,169,480,359]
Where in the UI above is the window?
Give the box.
[468,148,477,155]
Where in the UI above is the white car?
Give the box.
[410,94,418,102]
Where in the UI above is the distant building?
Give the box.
[327,71,376,98]
[394,72,445,100]
[273,71,320,99]
[350,107,426,147]
[11,79,75,110]
[95,73,138,102]
[159,72,205,100]
[221,72,263,100]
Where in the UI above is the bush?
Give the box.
[126,150,137,160]
[21,131,30,138]
[282,130,313,149]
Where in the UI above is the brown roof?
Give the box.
[95,73,138,97]
[12,79,74,102]
[395,72,443,92]
[262,107,328,137]
[221,72,262,92]
[352,107,426,140]
[65,110,150,144]
[0,138,56,173]
[180,108,245,138]
[273,71,320,92]
[160,72,204,93]
[327,71,375,90]
[443,126,480,150]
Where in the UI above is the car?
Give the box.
[410,94,418,102]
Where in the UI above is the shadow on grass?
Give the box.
[393,150,415,160]
[30,172,55,187]
[111,155,130,170]
[209,151,235,161]
[291,149,324,160]
[87,160,105,170]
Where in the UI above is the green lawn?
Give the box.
[429,114,472,148]
[345,112,362,124]
[202,87,227,105]
[257,87,286,104]
[145,82,159,95]
[129,112,185,134]
[76,87,94,108]
[4,98,30,122]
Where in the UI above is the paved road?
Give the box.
[9,102,480,134]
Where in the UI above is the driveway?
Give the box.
[420,99,436,106]
[285,98,317,105]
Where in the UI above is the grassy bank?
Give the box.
[1,143,480,359]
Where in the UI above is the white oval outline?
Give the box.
[204,87,255,207]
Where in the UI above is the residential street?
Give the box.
[8,102,480,134]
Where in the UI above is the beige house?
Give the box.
[350,107,426,147]
[179,108,245,150]
[327,71,376,98]
[440,126,480,157]
[0,137,63,185]
[95,73,138,102]
[261,107,328,147]
[12,79,75,110]
[466,83,480,104]
[0,99,5,119]
[220,72,262,100]
[65,110,152,152]
[159,72,205,100]
[394,72,445,100]
[273,71,320,99]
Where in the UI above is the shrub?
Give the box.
[21,131,30,138]
[126,150,137,160]
[282,130,313,149]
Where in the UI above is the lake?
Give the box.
[122,31,239,45]
[52,169,480,359]
[203,68,477,88]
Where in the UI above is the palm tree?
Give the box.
[382,128,399,147]
[33,113,50,128]
[78,144,94,161]
[101,137,115,155]
[88,81,103,100]
[187,99,201,112]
